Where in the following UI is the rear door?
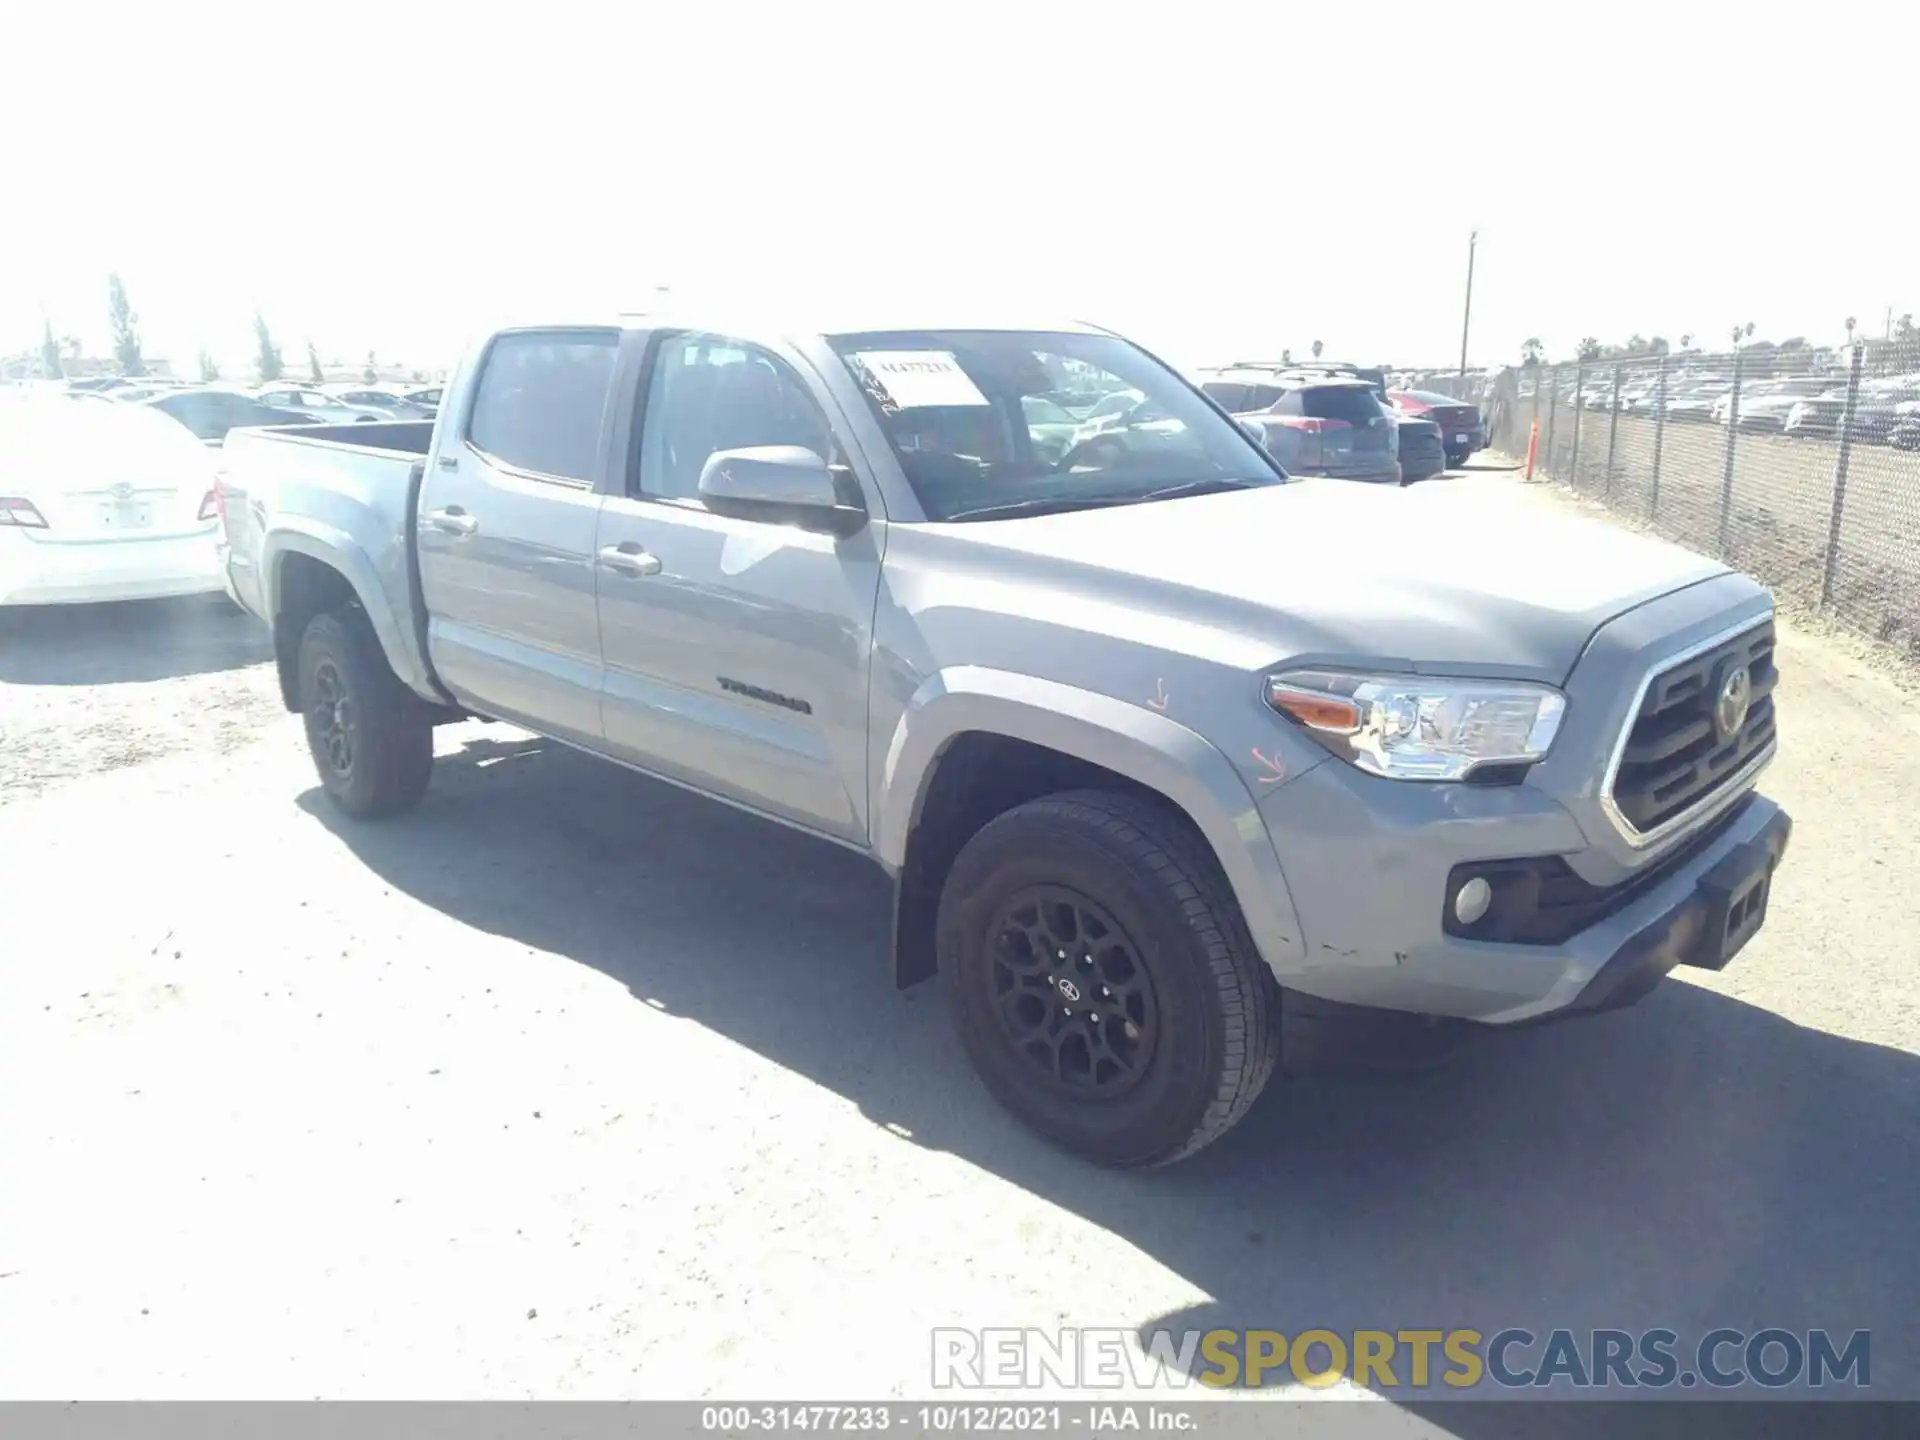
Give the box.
[414,328,618,747]
[592,330,883,843]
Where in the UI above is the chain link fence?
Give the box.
[1418,345,1920,661]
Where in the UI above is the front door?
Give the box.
[414,328,618,746]
[593,332,883,844]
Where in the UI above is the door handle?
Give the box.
[426,507,478,536]
[436,456,459,472]
[598,543,663,577]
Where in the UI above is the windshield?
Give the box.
[828,330,1284,521]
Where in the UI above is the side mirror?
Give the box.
[697,445,867,536]
[1237,418,1269,448]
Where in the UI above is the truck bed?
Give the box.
[218,420,437,640]
[238,419,436,457]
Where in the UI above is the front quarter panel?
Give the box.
[876,667,1310,974]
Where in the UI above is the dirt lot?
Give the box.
[2,486,1917,1409]
[1526,406,1920,659]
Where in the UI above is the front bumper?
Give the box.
[1255,753,1791,1025]
[0,528,224,606]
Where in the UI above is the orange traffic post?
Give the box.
[1523,418,1540,482]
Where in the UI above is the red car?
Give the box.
[1388,390,1487,468]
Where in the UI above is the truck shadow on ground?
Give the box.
[0,596,271,684]
[300,735,1918,1430]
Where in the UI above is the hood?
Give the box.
[937,480,1730,683]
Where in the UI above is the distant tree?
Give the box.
[197,348,220,382]
[1777,336,1809,352]
[1648,336,1670,356]
[1521,337,1544,367]
[39,319,63,378]
[1895,314,1917,345]
[107,272,145,376]
[1310,339,1324,359]
[363,350,378,383]
[254,313,284,381]
[305,340,324,384]
[1576,337,1602,363]
[1845,316,1858,345]
[1679,333,1693,351]
[1280,348,1293,364]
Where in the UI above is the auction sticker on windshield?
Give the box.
[851,351,990,408]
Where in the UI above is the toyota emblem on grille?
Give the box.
[109,482,135,501]
[1714,663,1752,742]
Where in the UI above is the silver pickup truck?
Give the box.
[217,312,1790,1168]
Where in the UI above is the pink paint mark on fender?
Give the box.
[1250,748,1288,784]
[1147,678,1170,712]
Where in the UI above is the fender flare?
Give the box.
[264,522,430,697]
[877,666,1305,977]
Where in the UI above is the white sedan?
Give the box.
[0,396,225,606]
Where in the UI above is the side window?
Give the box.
[1242,385,1284,411]
[637,334,836,502]
[1270,389,1306,416]
[467,330,619,483]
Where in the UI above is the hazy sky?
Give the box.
[4,1,1911,376]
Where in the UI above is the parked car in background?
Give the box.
[100,383,192,405]
[1784,386,1920,442]
[1664,383,1731,421]
[1712,375,1841,430]
[1388,389,1486,467]
[1247,363,1444,480]
[253,383,392,424]
[141,388,321,444]
[1199,367,1402,484]
[321,384,436,419]
[0,396,223,605]
[398,386,443,416]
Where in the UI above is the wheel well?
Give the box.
[271,553,357,710]
[892,732,1192,988]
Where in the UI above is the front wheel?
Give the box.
[297,608,434,817]
[938,790,1280,1167]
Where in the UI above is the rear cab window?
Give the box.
[465,329,620,483]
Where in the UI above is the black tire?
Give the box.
[297,607,433,817]
[938,790,1280,1167]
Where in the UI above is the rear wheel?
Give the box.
[939,790,1279,1167]
[297,607,433,817]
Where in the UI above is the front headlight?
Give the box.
[1265,669,1567,781]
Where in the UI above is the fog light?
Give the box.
[1453,876,1494,927]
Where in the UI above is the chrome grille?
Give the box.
[1604,618,1777,843]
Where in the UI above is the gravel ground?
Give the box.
[1,485,1916,1411]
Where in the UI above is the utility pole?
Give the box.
[1458,229,1479,377]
